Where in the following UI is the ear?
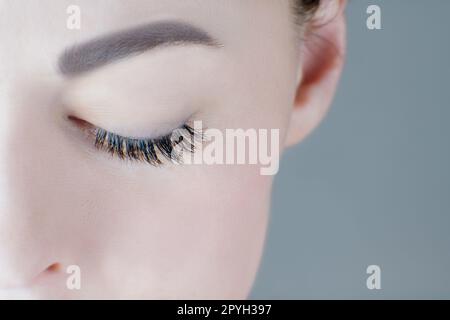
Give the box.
[285,0,347,147]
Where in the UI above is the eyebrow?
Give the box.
[58,21,220,76]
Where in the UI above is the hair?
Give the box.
[293,0,321,25]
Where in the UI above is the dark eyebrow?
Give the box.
[58,21,220,76]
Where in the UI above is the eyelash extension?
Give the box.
[93,124,204,166]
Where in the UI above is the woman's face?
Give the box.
[0,0,345,299]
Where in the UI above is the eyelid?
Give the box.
[68,116,203,166]
[68,116,98,137]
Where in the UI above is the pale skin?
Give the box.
[0,0,346,299]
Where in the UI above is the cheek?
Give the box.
[20,134,272,299]
[94,165,272,299]
[4,79,274,298]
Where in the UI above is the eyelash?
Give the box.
[96,124,204,166]
[70,117,203,166]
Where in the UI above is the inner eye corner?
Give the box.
[67,115,92,130]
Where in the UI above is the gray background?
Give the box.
[251,0,450,299]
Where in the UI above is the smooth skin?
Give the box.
[0,0,346,299]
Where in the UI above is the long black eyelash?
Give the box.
[94,124,203,166]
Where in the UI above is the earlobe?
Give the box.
[285,0,347,147]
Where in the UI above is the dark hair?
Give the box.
[294,0,321,23]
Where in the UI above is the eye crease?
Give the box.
[69,116,203,166]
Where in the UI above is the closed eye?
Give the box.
[68,116,203,166]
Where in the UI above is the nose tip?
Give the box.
[0,267,33,289]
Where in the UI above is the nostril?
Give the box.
[0,263,62,290]
[45,263,62,273]
[27,263,63,288]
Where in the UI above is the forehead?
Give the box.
[0,0,294,77]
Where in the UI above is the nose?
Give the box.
[0,78,67,289]
[0,258,62,289]
[0,252,60,289]
[0,168,62,289]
